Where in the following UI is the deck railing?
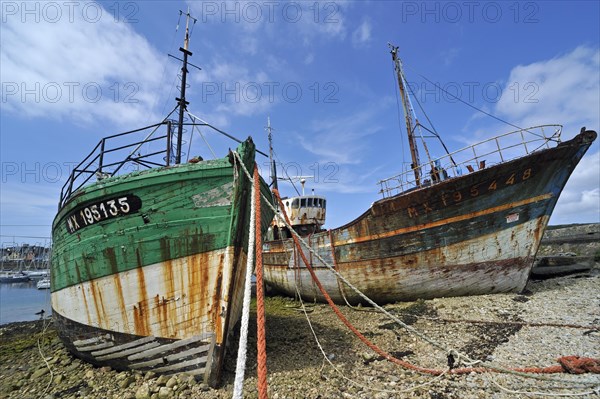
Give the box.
[58,121,173,208]
[377,125,563,198]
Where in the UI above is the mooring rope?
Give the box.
[232,159,257,399]
[38,317,55,396]
[254,165,269,399]
[273,189,600,382]
[294,283,452,395]
[231,151,600,386]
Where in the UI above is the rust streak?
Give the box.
[134,257,149,336]
[80,282,92,326]
[104,247,129,329]
[88,279,105,329]
[111,274,129,332]
[337,193,552,246]
[153,294,169,337]
[211,263,224,343]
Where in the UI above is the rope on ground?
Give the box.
[418,316,600,331]
[254,165,269,399]
[294,284,452,395]
[232,156,257,399]
[231,151,600,386]
[328,229,370,311]
[38,315,55,396]
[267,188,600,384]
[483,372,600,397]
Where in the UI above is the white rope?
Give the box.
[232,151,599,387]
[294,284,451,395]
[232,156,256,399]
[38,315,54,396]
[233,152,451,353]
[483,373,599,397]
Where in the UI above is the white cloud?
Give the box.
[441,47,460,66]
[299,107,382,165]
[351,20,371,47]
[304,53,315,65]
[495,46,600,139]
[0,2,165,128]
[550,149,600,225]
[192,59,274,119]
[490,46,600,225]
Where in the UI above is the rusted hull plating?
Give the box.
[51,139,274,386]
[263,130,597,304]
[52,248,246,383]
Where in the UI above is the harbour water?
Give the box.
[0,281,52,325]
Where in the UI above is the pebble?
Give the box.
[135,383,151,399]
[0,233,597,398]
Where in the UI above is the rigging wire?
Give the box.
[403,63,525,131]
[189,14,197,39]
[272,148,301,196]
[186,112,218,159]
[186,121,194,162]
[404,81,458,167]
[154,14,183,120]
[239,164,600,387]
[143,13,187,162]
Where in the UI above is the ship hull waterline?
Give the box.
[262,130,597,305]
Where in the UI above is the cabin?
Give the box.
[267,195,326,240]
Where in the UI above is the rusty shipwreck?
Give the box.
[261,45,597,305]
[50,12,274,386]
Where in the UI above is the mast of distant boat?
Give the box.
[175,9,196,164]
[266,117,278,190]
[389,44,422,187]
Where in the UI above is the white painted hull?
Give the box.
[264,216,548,304]
[52,246,248,383]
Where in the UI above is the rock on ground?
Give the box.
[1,224,598,398]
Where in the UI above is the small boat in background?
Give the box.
[37,278,51,289]
[531,254,594,277]
[23,269,50,280]
[0,272,30,283]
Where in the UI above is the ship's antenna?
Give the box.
[266,117,278,189]
[175,8,197,164]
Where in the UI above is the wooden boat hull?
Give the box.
[263,130,597,304]
[531,255,594,277]
[51,140,274,386]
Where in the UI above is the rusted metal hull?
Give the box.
[263,130,597,304]
[51,140,274,386]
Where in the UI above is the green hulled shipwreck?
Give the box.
[50,13,273,386]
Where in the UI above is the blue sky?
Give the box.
[1,1,599,247]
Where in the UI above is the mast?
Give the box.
[175,9,196,164]
[266,117,278,190]
[389,44,421,186]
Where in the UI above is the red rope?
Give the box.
[271,189,600,376]
[255,166,268,398]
